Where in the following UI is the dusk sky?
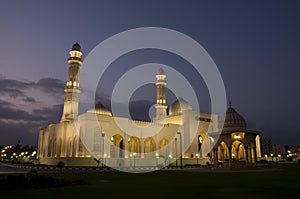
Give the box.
[0,0,299,146]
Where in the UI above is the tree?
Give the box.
[207,153,213,166]
[57,161,65,174]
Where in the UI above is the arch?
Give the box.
[57,138,62,157]
[53,138,57,157]
[159,138,169,157]
[144,137,155,157]
[67,139,72,157]
[110,134,125,158]
[47,139,52,157]
[198,135,203,156]
[128,136,141,156]
[217,141,229,161]
[247,141,256,164]
[231,140,246,160]
[72,136,77,157]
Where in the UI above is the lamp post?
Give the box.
[155,153,159,167]
[129,153,133,167]
[175,138,178,168]
[177,132,183,169]
[133,153,136,168]
[270,153,275,162]
[101,133,105,169]
[196,153,199,165]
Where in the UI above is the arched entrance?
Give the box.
[128,136,140,156]
[47,139,52,157]
[144,137,155,157]
[159,138,169,158]
[231,140,246,160]
[57,138,62,157]
[218,141,229,161]
[110,134,124,158]
[247,142,257,165]
[198,135,203,157]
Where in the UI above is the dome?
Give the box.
[169,97,192,116]
[72,43,81,51]
[157,68,165,75]
[222,103,246,132]
[88,101,112,116]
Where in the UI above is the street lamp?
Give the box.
[270,153,274,161]
[196,153,199,165]
[175,138,178,168]
[177,132,183,169]
[155,153,159,166]
[133,153,136,168]
[101,133,105,169]
[129,153,133,167]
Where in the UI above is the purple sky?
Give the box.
[0,0,300,146]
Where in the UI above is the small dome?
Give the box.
[72,43,81,51]
[88,101,112,116]
[169,97,192,116]
[222,104,246,132]
[157,68,165,75]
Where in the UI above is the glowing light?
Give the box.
[199,136,203,143]
[234,135,241,139]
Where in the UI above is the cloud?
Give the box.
[0,99,44,121]
[0,103,63,145]
[32,104,63,123]
[22,97,36,103]
[0,75,64,100]
[36,78,64,94]
[0,75,66,145]
[0,119,40,146]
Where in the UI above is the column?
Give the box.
[249,148,253,165]
[253,146,257,165]
[228,146,232,168]
[245,146,249,167]
[141,138,145,158]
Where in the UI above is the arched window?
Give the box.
[198,135,203,152]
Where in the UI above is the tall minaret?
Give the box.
[154,68,167,121]
[61,43,83,122]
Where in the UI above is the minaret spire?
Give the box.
[61,43,83,122]
[154,68,167,121]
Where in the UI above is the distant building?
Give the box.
[272,144,285,157]
[261,139,272,156]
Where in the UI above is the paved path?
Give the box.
[0,162,281,174]
[0,162,28,174]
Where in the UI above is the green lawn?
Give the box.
[1,163,299,199]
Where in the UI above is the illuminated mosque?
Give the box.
[37,43,261,168]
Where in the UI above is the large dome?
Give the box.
[169,97,192,116]
[88,101,112,116]
[222,103,246,132]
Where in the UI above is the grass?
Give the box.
[0,163,299,199]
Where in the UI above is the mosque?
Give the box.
[37,43,261,168]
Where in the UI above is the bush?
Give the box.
[0,170,86,190]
